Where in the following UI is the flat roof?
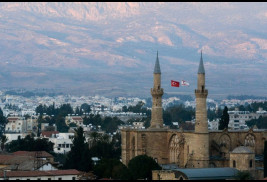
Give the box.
[173,167,239,180]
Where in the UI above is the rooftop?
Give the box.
[0,170,81,178]
[231,146,254,154]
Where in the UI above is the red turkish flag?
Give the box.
[171,80,180,87]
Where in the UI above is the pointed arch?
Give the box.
[244,133,256,152]
[131,136,136,158]
[169,134,185,166]
[219,134,232,158]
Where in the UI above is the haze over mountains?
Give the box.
[0,2,267,98]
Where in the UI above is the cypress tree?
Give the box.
[64,127,93,172]
[219,106,229,130]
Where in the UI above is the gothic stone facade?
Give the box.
[121,52,267,171]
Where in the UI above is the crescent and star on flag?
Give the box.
[171,80,190,87]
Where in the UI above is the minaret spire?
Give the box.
[154,50,161,74]
[150,51,164,129]
[198,50,205,74]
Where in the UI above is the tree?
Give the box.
[128,155,162,180]
[246,116,267,129]
[55,116,69,133]
[6,135,54,153]
[122,105,128,112]
[0,135,8,151]
[0,108,7,136]
[164,104,194,124]
[80,103,91,114]
[234,171,254,180]
[163,112,172,126]
[64,127,93,172]
[93,158,131,180]
[219,106,229,130]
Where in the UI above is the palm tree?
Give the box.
[0,135,8,151]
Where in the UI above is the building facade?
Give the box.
[121,52,267,178]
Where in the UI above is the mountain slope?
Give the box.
[0,2,266,98]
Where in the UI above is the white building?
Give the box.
[132,122,144,129]
[42,133,75,154]
[227,107,267,130]
[5,117,26,133]
[4,133,24,143]
[65,116,83,127]
[208,119,219,130]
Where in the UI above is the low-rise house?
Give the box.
[0,152,57,171]
[5,117,26,133]
[0,169,81,180]
[41,132,74,154]
[208,119,219,130]
[132,122,144,129]
[40,131,59,139]
[13,151,55,164]
[65,116,83,127]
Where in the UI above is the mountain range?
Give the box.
[0,2,266,99]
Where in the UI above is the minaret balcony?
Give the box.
[195,89,208,95]
[151,88,164,96]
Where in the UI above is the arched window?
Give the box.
[245,134,255,147]
[131,137,136,158]
[141,134,147,154]
[250,160,253,168]
[169,135,185,164]
[233,160,236,168]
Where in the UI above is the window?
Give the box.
[58,178,62,180]
[72,177,76,180]
[250,160,253,168]
[233,160,236,168]
[48,178,51,180]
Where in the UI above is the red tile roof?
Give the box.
[7,117,20,122]
[0,170,81,178]
[41,131,59,138]
[13,151,53,158]
[0,154,33,165]
[72,117,83,121]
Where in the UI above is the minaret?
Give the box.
[195,51,208,133]
[149,51,164,129]
[193,51,209,168]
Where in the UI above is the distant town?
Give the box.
[0,88,267,180]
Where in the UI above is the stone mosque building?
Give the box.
[121,52,267,179]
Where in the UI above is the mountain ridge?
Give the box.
[0,2,266,98]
